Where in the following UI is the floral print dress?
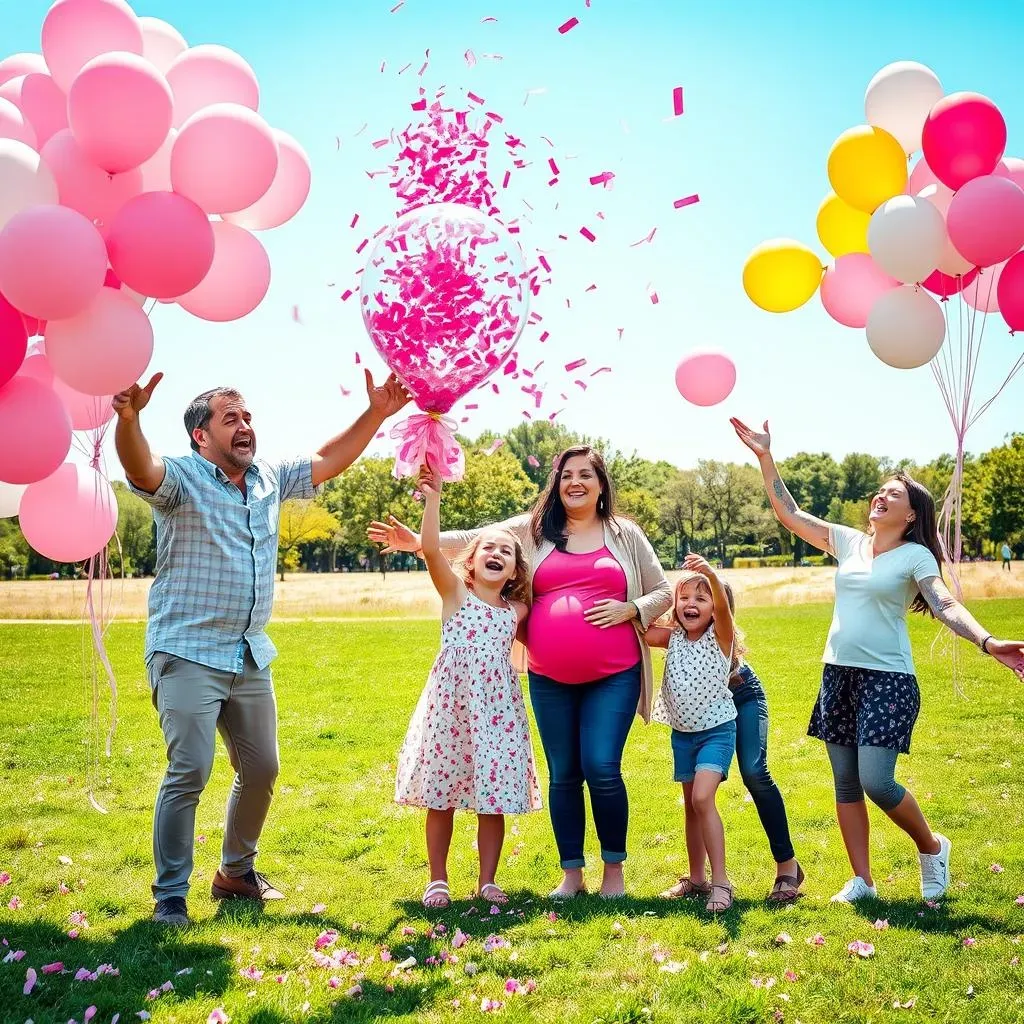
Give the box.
[395,592,542,814]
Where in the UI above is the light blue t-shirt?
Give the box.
[1003,544,1013,560]
[823,525,941,676]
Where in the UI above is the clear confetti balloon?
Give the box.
[361,202,528,413]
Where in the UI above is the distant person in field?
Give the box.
[733,416,1024,905]
[1002,542,1013,572]
[112,370,409,926]
[394,463,541,909]
[370,445,672,899]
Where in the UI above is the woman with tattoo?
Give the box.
[732,417,1024,904]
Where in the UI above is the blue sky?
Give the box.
[9,0,1024,474]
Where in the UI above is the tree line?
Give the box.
[1,426,1022,579]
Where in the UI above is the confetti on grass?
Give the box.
[558,16,579,33]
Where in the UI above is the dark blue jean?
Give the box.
[528,664,641,868]
[732,664,795,864]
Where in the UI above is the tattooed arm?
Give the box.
[918,576,1024,678]
[730,417,833,555]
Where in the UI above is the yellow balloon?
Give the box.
[742,239,824,313]
[827,125,908,214]
[816,192,871,258]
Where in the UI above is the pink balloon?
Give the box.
[51,375,113,430]
[997,251,1024,332]
[820,252,900,328]
[0,375,72,484]
[107,191,215,298]
[995,157,1024,193]
[916,183,973,277]
[19,462,118,562]
[171,103,278,215]
[224,130,310,231]
[40,129,143,237]
[17,351,54,386]
[0,96,37,148]
[177,221,270,322]
[0,205,106,320]
[165,44,259,129]
[0,73,68,149]
[962,260,1009,313]
[0,53,48,88]
[907,156,942,197]
[922,92,1006,191]
[947,175,1024,268]
[921,266,978,299]
[674,351,736,407]
[46,288,154,395]
[139,17,187,75]
[138,127,175,192]
[22,314,46,338]
[68,52,173,174]
[41,0,143,93]
[1,292,28,388]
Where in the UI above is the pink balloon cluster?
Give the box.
[821,83,1024,363]
[0,0,311,561]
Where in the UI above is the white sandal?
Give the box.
[478,883,509,905]
[422,879,451,908]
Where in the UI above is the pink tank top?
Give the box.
[526,546,641,684]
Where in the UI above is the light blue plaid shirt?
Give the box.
[129,451,318,673]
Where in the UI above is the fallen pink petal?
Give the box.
[23,966,37,996]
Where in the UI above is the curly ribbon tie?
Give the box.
[389,411,465,482]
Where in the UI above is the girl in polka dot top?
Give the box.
[647,553,741,913]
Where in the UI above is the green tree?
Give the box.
[658,469,704,565]
[839,453,882,502]
[443,448,538,530]
[0,519,29,579]
[984,435,1024,549]
[499,421,583,487]
[108,482,155,577]
[277,500,340,581]
[777,452,844,563]
[696,460,763,563]
[616,488,662,550]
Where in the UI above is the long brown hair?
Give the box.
[453,529,531,604]
[887,472,945,615]
[530,445,616,551]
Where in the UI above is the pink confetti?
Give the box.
[539,330,550,342]
[548,158,560,176]
[527,455,540,467]
[355,352,361,364]
[589,171,615,187]
[585,283,597,292]
[411,98,427,111]
[579,227,595,242]
[648,285,659,304]
[574,379,587,390]
[630,227,657,246]
[548,177,558,187]
[565,358,587,372]
[558,16,579,33]
[23,967,37,996]
[398,62,412,74]
[291,305,301,323]
[540,135,554,147]
[340,289,354,302]
[482,15,498,21]
[672,86,685,116]
[467,91,485,105]
[590,366,611,376]
[673,194,700,209]
[380,60,387,74]
[349,213,359,229]
[372,138,390,150]
[465,49,477,68]
[486,439,505,455]
[355,238,369,254]
[617,327,624,340]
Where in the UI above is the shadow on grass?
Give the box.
[0,918,232,1023]
[849,895,1016,935]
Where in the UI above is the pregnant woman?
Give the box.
[369,445,672,898]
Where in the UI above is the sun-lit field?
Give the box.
[1,561,1021,621]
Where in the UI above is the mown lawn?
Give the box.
[1,602,1023,1023]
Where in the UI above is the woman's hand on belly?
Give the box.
[583,599,638,629]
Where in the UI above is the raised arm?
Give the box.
[418,465,463,605]
[113,373,165,493]
[684,554,735,659]
[730,417,833,555]
[918,576,1024,679]
[368,515,530,559]
[310,371,411,487]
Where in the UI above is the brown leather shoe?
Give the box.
[211,868,285,902]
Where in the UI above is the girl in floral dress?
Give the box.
[395,464,541,909]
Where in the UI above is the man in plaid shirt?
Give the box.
[114,370,409,925]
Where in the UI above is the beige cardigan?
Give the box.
[439,514,673,722]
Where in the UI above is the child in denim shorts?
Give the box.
[648,554,739,912]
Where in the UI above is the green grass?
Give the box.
[1,603,1023,1023]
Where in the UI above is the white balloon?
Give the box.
[139,17,187,75]
[916,184,974,277]
[0,138,59,231]
[866,285,946,369]
[865,61,943,154]
[868,195,946,283]
[0,480,27,518]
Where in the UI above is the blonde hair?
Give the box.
[453,528,531,605]
[667,571,748,669]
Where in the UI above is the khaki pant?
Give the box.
[148,650,279,900]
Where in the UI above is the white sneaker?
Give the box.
[830,876,877,903]
[919,833,952,900]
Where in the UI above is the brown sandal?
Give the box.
[706,882,734,913]
[660,876,713,899]
[767,863,805,904]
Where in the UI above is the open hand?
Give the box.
[730,417,771,458]
[989,639,1024,680]
[367,515,421,555]
[682,553,714,577]
[365,370,412,419]
[112,373,162,422]
[583,599,638,629]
